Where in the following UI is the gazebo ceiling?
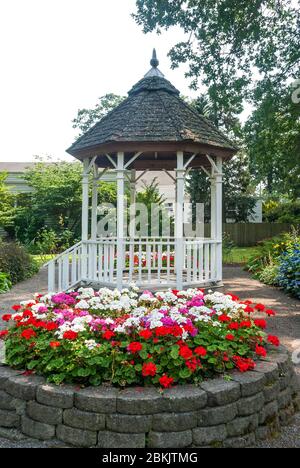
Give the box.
[67,50,238,167]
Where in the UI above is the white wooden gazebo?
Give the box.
[47,50,237,293]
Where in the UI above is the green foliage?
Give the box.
[277,247,300,298]
[0,172,15,229]
[244,86,300,199]
[0,272,12,293]
[222,233,235,263]
[133,1,300,200]
[246,229,300,289]
[187,153,256,223]
[3,288,270,386]
[0,242,38,285]
[257,262,279,286]
[263,199,300,224]
[72,93,125,138]
[10,159,117,252]
[133,1,299,111]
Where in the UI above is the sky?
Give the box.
[0,0,248,163]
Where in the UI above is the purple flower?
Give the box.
[51,293,76,306]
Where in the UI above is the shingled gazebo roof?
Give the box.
[67,50,237,169]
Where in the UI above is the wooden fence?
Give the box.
[204,223,293,247]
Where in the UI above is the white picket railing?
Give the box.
[46,237,222,292]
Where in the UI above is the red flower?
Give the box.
[171,325,183,337]
[185,357,199,372]
[179,345,193,360]
[155,326,170,337]
[194,346,207,357]
[21,328,36,340]
[13,315,22,322]
[102,330,115,340]
[12,304,21,311]
[0,330,8,339]
[2,314,12,322]
[255,303,265,311]
[219,314,231,323]
[63,330,78,340]
[244,305,254,313]
[240,320,252,328]
[227,293,240,301]
[225,334,235,341]
[50,341,60,348]
[142,362,157,377]
[159,375,174,388]
[255,344,267,357]
[228,322,239,330]
[265,309,276,317]
[267,335,280,347]
[128,342,143,353]
[45,322,58,331]
[254,319,267,329]
[139,329,153,340]
[23,310,33,318]
[233,356,255,372]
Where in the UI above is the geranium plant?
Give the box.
[0,287,279,388]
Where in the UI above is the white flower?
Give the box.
[85,339,98,350]
[75,300,90,310]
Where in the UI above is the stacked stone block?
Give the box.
[0,347,299,448]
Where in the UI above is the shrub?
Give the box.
[263,199,300,224]
[246,229,300,278]
[27,228,77,255]
[0,272,12,293]
[0,242,39,285]
[257,262,279,286]
[1,287,279,387]
[277,247,300,299]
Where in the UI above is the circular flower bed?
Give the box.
[0,287,280,388]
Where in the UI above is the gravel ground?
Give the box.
[0,265,299,448]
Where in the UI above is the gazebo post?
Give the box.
[81,158,90,280]
[215,156,223,282]
[210,168,217,278]
[91,164,98,240]
[116,152,125,290]
[91,163,98,280]
[175,151,184,290]
[129,169,136,238]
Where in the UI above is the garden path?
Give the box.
[0,266,299,447]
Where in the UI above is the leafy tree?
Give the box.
[133,0,300,200]
[186,95,256,222]
[187,152,256,223]
[244,84,300,199]
[10,159,117,250]
[0,172,15,229]
[72,93,125,137]
[133,0,300,106]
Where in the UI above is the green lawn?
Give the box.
[33,254,54,267]
[223,246,259,265]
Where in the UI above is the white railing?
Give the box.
[46,237,222,292]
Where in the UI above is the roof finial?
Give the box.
[150,48,159,68]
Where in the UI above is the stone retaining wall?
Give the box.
[0,348,299,448]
